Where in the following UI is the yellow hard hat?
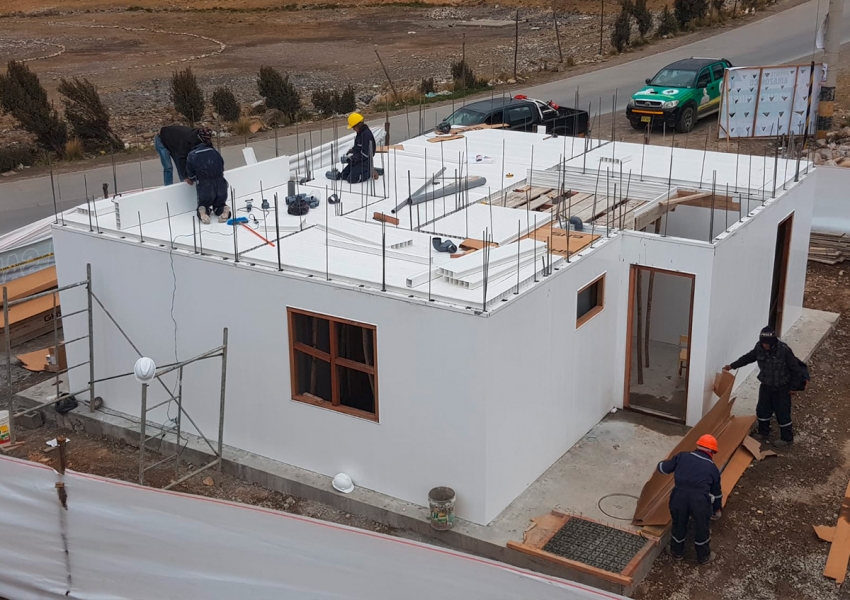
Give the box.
[347,112,364,129]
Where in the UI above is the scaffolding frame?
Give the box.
[2,264,96,448]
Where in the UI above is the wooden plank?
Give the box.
[427,134,464,143]
[815,525,836,543]
[1,267,57,303]
[720,447,754,507]
[459,238,498,251]
[372,212,399,225]
[824,480,850,583]
[375,145,404,153]
[507,540,634,587]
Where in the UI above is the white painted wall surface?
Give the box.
[52,227,493,523]
[664,204,739,243]
[483,238,621,523]
[705,174,816,405]
[811,166,850,235]
[634,270,693,346]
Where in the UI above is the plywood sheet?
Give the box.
[1,267,57,303]
[720,447,754,508]
[0,294,60,328]
[824,480,850,583]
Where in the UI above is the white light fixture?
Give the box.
[133,357,157,383]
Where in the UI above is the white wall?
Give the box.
[634,269,693,346]
[483,238,621,523]
[705,173,816,406]
[53,227,493,524]
[812,166,850,235]
[664,204,739,243]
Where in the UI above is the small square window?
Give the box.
[577,275,605,328]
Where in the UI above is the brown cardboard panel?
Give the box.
[824,481,850,583]
[815,525,836,543]
[0,294,60,328]
[1,267,57,303]
[720,447,754,507]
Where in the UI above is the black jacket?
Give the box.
[186,144,228,204]
[730,341,803,389]
[159,125,199,179]
[348,126,376,166]
[658,450,722,512]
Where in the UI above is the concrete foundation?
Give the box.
[15,307,837,597]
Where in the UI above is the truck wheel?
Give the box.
[630,120,645,130]
[676,106,695,133]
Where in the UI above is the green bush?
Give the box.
[57,77,123,151]
[257,66,301,122]
[0,144,37,172]
[451,59,476,91]
[170,67,205,124]
[674,0,708,27]
[0,61,67,156]
[211,86,240,121]
[420,77,436,94]
[311,85,356,116]
[632,0,654,38]
[611,6,632,52]
[656,4,679,35]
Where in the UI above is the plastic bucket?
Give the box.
[428,486,456,531]
[0,410,9,445]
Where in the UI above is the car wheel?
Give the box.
[676,106,695,133]
[630,120,645,130]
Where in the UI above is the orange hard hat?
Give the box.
[697,434,718,453]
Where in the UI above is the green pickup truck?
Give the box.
[626,57,732,133]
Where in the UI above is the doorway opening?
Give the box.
[768,213,794,333]
[624,266,695,423]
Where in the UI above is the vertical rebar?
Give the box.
[515,221,521,294]
[87,264,95,412]
[216,328,228,483]
[274,193,282,271]
[139,383,148,485]
[52,291,60,405]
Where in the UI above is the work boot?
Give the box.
[699,551,716,565]
[773,439,793,448]
[665,546,683,561]
[218,205,231,223]
[198,206,210,224]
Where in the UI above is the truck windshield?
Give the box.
[650,68,697,88]
[445,108,485,126]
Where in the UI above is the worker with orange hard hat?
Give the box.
[656,434,722,565]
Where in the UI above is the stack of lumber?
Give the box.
[0,267,61,346]
[809,232,850,265]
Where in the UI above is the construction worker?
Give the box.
[154,124,199,186]
[340,112,376,184]
[185,128,230,224]
[724,326,805,447]
[657,434,722,565]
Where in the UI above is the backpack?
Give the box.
[790,358,810,391]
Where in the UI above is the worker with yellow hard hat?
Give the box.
[326,112,379,184]
[656,434,722,565]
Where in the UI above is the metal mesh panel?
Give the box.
[542,518,646,573]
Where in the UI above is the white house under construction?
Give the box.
[52,126,818,525]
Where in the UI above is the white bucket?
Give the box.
[0,410,9,445]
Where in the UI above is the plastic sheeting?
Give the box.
[0,456,626,600]
[0,214,57,283]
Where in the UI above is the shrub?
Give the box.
[170,67,204,124]
[64,137,85,161]
[656,4,679,35]
[0,144,37,172]
[57,77,122,151]
[257,66,301,122]
[611,6,632,52]
[210,86,240,122]
[711,0,725,15]
[632,0,654,38]
[420,77,436,94]
[0,61,67,156]
[674,0,708,27]
[231,116,253,136]
[310,84,356,116]
[451,59,476,90]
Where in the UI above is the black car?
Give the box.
[440,96,589,137]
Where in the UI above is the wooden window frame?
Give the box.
[287,307,379,422]
[576,274,606,329]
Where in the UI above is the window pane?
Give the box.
[336,322,374,366]
[337,366,376,414]
[577,282,600,320]
[294,351,332,402]
[292,313,330,353]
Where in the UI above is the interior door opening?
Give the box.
[625,266,695,423]
[768,214,794,333]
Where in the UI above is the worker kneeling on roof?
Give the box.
[657,434,722,565]
[185,127,230,224]
[339,112,377,184]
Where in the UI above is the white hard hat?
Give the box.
[133,357,157,383]
[332,473,354,494]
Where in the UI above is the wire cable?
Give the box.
[597,493,640,521]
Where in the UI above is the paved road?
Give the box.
[1,0,848,236]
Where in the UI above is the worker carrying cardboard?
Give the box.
[657,434,722,565]
[337,112,378,184]
[154,125,200,186]
[185,128,230,224]
[723,326,807,447]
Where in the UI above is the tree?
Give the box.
[675,0,708,26]
[611,6,632,52]
[311,84,356,117]
[711,0,725,15]
[170,67,204,124]
[656,4,679,35]
[211,86,240,122]
[451,59,478,90]
[0,61,67,156]
[57,77,122,151]
[257,66,301,123]
[632,0,654,38]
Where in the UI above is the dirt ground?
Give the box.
[634,263,850,600]
[0,0,804,154]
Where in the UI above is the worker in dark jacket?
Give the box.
[185,128,230,224]
[340,112,376,184]
[154,125,199,186]
[724,326,804,447]
[658,434,722,565]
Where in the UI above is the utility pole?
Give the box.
[816,0,845,138]
[599,0,605,55]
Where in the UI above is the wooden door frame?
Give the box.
[623,265,696,423]
[770,212,794,334]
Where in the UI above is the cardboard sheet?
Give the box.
[814,525,836,543]
[0,294,60,328]
[1,267,57,303]
[16,345,66,373]
[720,447,754,508]
[824,480,850,583]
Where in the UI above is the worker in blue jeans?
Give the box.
[154,125,199,186]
